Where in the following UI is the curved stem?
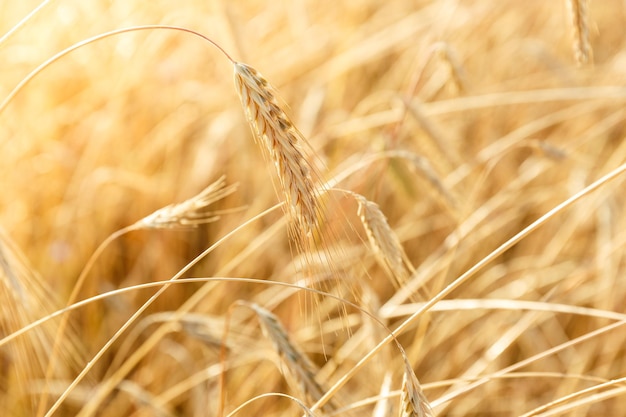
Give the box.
[0,0,54,47]
[0,25,234,116]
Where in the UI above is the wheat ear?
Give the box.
[566,0,592,65]
[247,302,334,412]
[233,62,320,239]
[399,351,434,417]
[347,191,412,287]
[136,175,238,229]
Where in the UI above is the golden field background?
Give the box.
[1,0,626,416]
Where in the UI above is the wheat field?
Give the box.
[1,1,626,416]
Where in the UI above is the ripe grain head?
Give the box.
[399,349,433,417]
[399,368,433,417]
[348,190,412,289]
[137,175,238,229]
[246,302,335,412]
[233,62,322,244]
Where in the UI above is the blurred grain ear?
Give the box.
[566,0,592,65]
[247,302,336,413]
[349,191,413,289]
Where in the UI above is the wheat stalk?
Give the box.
[373,372,394,417]
[233,62,321,241]
[566,0,592,65]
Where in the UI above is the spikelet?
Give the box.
[247,303,334,412]
[233,62,320,240]
[137,176,237,229]
[349,191,412,287]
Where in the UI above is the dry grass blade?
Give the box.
[137,176,238,229]
[566,0,592,65]
[399,352,434,417]
[246,302,333,412]
[349,191,412,288]
[233,62,321,239]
